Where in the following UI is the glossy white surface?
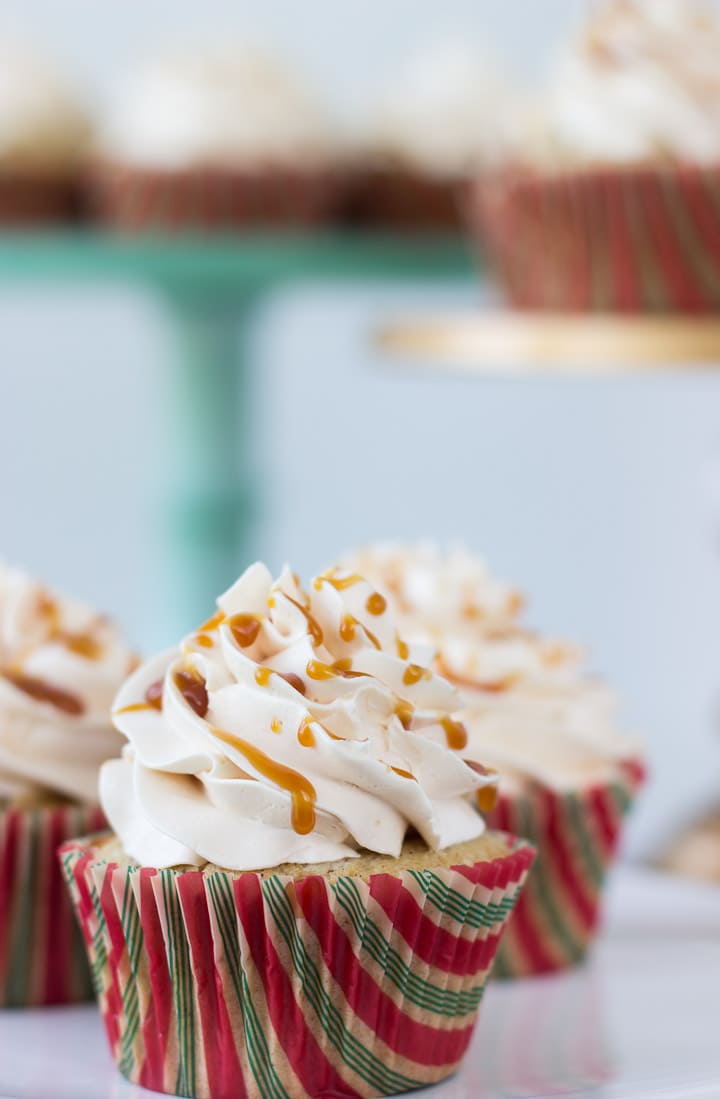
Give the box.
[0,867,718,1099]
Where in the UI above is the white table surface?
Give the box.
[1,866,718,1099]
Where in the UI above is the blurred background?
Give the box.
[1,0,719,864]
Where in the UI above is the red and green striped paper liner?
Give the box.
[89,161,339,231]
[470,165,720,312]
[0,802,106,1006]
[486,760,646,978]
[60,834,534,1099]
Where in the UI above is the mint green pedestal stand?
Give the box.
[0,231,474,630]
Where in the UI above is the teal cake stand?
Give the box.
[0,231,474,628]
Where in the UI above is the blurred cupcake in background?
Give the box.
[470,0,720,311]
[0,565,135,1006]
[344,43,511,230]
[91,49,341,230]
[340,543,646,977]
[0,45,89,223]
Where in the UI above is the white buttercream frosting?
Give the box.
[363,43,512,178]
[339,544,642,793]
[540,0,720,167]
[0,565,136,804]
[99,50,337,169]
[104,562,497,872]
[0,46,89,172]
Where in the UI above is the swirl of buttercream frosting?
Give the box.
[104,562,497,872]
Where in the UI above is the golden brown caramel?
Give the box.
[315,571,364,592]
[395,701,414,729]
[396,637,409,660]
[339,614,356,643]
[211,726,317,835]
[3,671,84,716]
[194,633,214,649]
[366,591,387,616]
[62,632,103,660]
[228,614,262,649]
[441,716,468,751]
[403,663,427,686]
[297,718,316,748]
[115,678,164,716]
[306,660,336,681]
[279,671,307,695]
[284,595,323,647]
[255,666,273,687]
[173,669,209,718]
[198,610,225,633]
[390,766,416,781]
[271,717,283,733]
[477,785,499,813]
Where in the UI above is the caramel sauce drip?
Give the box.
[314,571,364,592]
[284,594,323,647]
[194,633,214,650]
[271,718,283,733]
[173,669,209,718]
[477,785,499,813]
[403,663,429,687]
[306,658,366,682]
[366,591,387,616]
[297,717,316,748]
[255,666,273,687]
[279,671,307,695]
[211,726,317,835]
[228,614,262,649]
[390,766,416,781]
[339,614,356,643]
[62,632,104,660]
[198,610,225,632]
[116,677,164,716]
[396,637,409,660]
[2,671,84,716]
[395,702,414,729]
[441,716,468,752]
[357,621,381,650]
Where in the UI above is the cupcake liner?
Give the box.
[89,161,340,231]
[60,833,534,1099]
[470,165,720,312]
[0,802,106,1006]
[340,167,463,230]
[0,173,81,224]
[485,760,645,978]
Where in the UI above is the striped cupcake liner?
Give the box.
[340,166,464,229]
[470,165,720,312]
[60,834,534,1099]
[486,761,645,978]
[0,802,106,1006]
[88,161,340,231]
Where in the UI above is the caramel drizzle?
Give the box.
[313,571,364,592]
[297,717,316,747]
[2,670,84,716]
[441,716,468,752]
[279,671,307,695]
[402,663,431,687]
[255,666,273,687]
[306,658,368,682]
[396,636,409,660]
[173,669,209,718]
[271,717,283,733]
[283,594,323,647]
[198,610,225,632]
[193,633,215,649]
[390,766,416,781]
[211,726,317,835]
[395,702,414,730]
[366,591,387,616]
[228,613,262,649]
[116,677,164,716]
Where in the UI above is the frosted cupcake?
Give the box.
[0,564,135,1006]
[61,561,533,1099]
[91,49,340,230]
[340,544,645,976]
[0,46,89,223]
[471,0,720,311]
[346,43,510,229]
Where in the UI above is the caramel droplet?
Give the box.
[395,702,414,729]
[390,766,416,781]
[396,637,409,660]
[2,671,84,716]
[306,660,336,681]
[477,785,498,813]
[403,663,426,687]
[297,718,316,747]
[271,717,283,733]
[115,677,164,716]
[63,633,103,660]
[441,716,468,751]
[366,592,387,616]
[279,672,307,696]
[198,610,225,633]
[339,614,356,643]
[211,726,317,835]
[255,666,273,687]
[194,633,214,649]
[228,614,262,649]
[173,669,209,718]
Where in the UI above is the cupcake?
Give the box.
[339,544,645,976]
[91,50,340,230]
[0,46,89,223]
[0,564,135,1006]
[345,44,510,229]
[659,808,720,883]
[470,0,720,311]
[61,561,533,1099]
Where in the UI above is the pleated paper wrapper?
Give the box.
[470,165,720,313]
[486,760,646,978]
[88,161,340,231]
[0,802,106,1006]
[60,833,534,1099]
